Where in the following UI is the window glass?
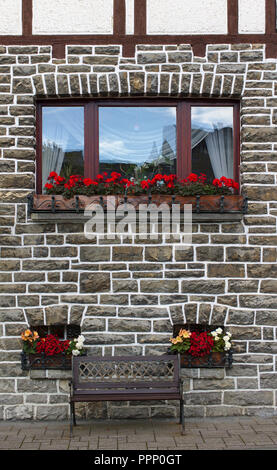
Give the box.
[42,106,84,190]
[99,107,177,179]
[191,106,234,180]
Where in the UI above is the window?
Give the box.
[32,324,81,340]
[36,100,240,193]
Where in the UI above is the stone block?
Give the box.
[45,304,68,325]
[140,280,178,293]
[80,272,110,293]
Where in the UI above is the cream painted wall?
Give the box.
[238,0,265,34]
[146,0,228,35]
[0,0,22,35]
[32,0,114,35]
[125,0,134,35]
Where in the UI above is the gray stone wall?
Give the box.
[0,43,277,420]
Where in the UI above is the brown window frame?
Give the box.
[36,98,240,194]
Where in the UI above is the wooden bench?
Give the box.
[69,354,184,436]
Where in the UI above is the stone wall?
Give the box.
[0,42,277,420]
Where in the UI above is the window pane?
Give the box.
[191,107,234,180]
[42,106,84,191]
[99,107,176,179]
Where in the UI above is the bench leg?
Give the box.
[180,398,185,435]
[72,402,77,426]
[70,401,76,438]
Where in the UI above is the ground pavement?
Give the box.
[0,416,277,450]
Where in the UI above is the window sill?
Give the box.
[30,211,243,223]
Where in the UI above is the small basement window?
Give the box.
[32,324,81,340]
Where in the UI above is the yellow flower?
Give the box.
[179,329,191,339]
[174,336,183,344]
[21,329,39,342]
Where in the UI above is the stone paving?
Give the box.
[0,416,277,450]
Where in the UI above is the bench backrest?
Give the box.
[72,355,180,392]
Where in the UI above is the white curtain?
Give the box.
[42,142,65,189]
[42,107,84,190]
[205,127,233,179]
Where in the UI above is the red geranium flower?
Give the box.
[188,173,198,183]
[189,332,214,357]
[48,171,58,179]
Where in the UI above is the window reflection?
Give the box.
[42,106,84,191]
[191,106,234,180]
[99,107,177,179]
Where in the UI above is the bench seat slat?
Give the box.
[74,381,178,389]
[72,392,181,402]
[73,387,180,395]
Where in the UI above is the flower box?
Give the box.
[168,323,233,368]
[21,351,72,370]
[30,193,245,214]
[178,351,232,368]
[20,330,86,370]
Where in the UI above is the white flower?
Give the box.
[76,342,83,350]
[223,335,229,342]
[72,349,80,356]
[215,328,223,334]
[224,341,231,350]
[211,331,217,337]
[77,335,85,343]
[214,335,219,341]
[227,332,232,337]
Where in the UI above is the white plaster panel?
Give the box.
[33,0,114,35]
[0,0,22,35]
[239,0,265,34]
[147,0,228,35]
[126,0,134,35]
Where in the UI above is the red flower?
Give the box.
[45,183,53,190]
[189,332,214,357]
[110,172,121,181]
[187,173,198,183]
[140,180,151,189]
[199,173,207,184]
[54,175,65,184]
[212,178,222,187]
[36,334,69,356]
[48,171,58,179]
[83,178,94,186]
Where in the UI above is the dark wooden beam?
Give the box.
[266,0,276,33]
[134,0,146,35]
[265,0,276,57]
[113,0,126,36]
[228,0,238,35]
[52,43,66,59]
[22,0,32,36]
